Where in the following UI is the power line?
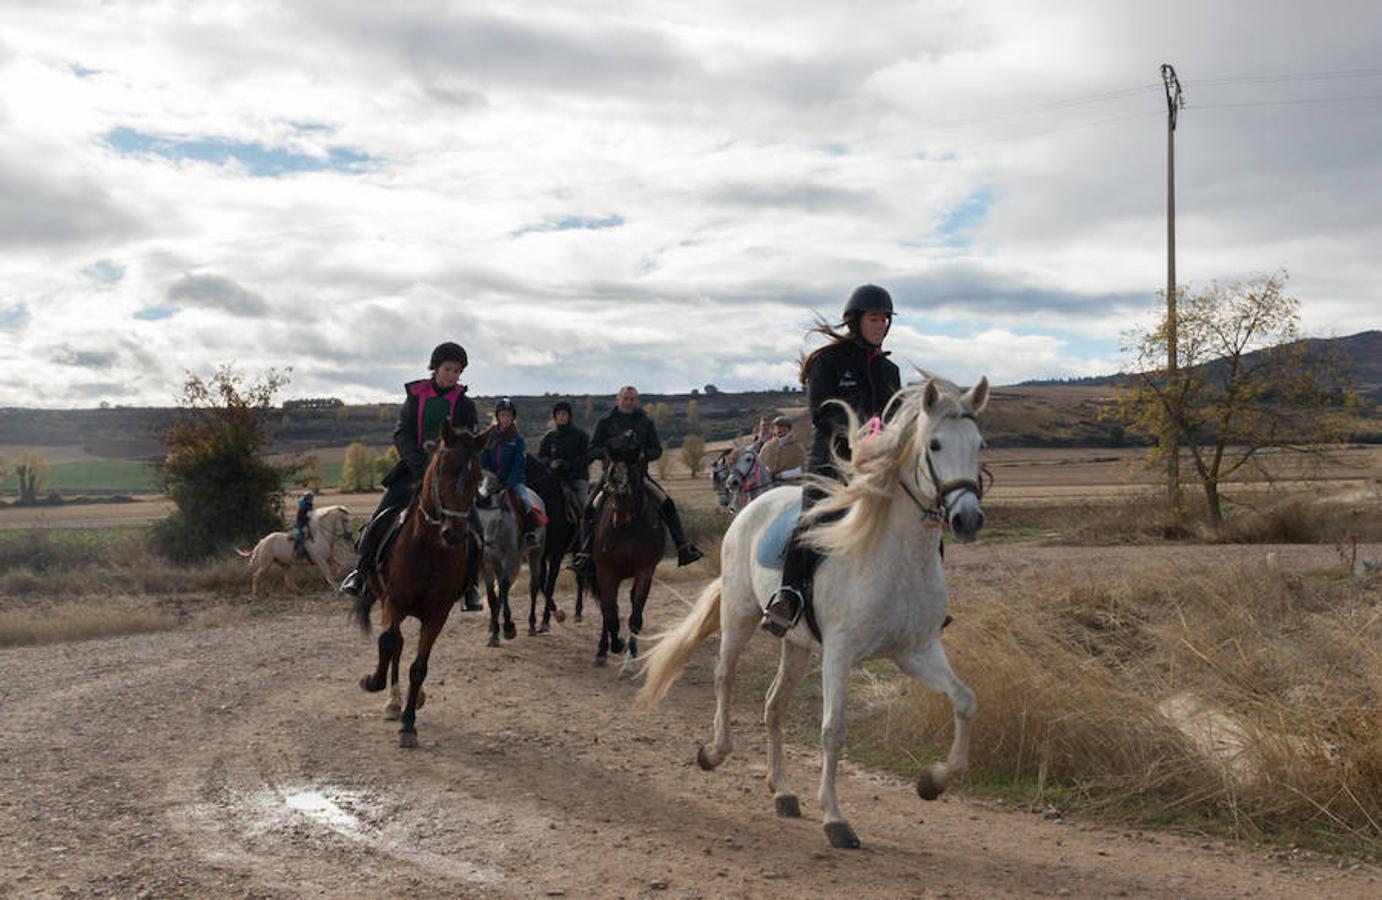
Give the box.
[1186,67,1382,88]
[1194,93,1382,110]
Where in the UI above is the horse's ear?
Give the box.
[922,379,941,414]
[964,376,990,415]
[440,419,457,443]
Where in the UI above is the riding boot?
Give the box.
[339,515,386,596]
[762,539,819,637]
[658,498,704,566]
[569,499,599,576]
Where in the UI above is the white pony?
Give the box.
[239,504,353,596]
[638,377,989,850]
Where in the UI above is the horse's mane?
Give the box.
[801,378,968,561]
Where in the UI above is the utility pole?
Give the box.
[1161,63,1184,515]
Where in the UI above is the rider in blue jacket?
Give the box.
[293,490,315,559]
[481,398,542,547]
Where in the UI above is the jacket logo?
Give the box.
[837,370,859,390]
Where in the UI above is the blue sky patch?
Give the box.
[513,214,625,237]
[69,63,100,78]
[82,259,125,285]
[938,186,993,236]
[102,127,377,177]
[0,303,28,331]
[134,306,178,321]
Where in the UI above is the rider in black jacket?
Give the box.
[570,386,704,573]
[762,285,902,636]
[537,401,591,495]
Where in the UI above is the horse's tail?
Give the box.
[235,547,253,559]
[636,578,723,711]
[351,590,376,636]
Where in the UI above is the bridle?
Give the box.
[897,413,991,522]
[418,445,476,527]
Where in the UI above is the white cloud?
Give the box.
[0,0,1379,408]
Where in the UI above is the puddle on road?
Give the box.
[279,787,364,835]
[178,780,509,885]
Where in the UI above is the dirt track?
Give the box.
[3,542,1379,898]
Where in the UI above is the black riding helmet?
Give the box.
[429,341,468,371]
[842,284,894,320]
[494,397,517,416]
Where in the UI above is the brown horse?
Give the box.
[592,436,666,674]
[351,420,485,747]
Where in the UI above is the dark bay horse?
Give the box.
[524,454,587,626]
[592,436,666,674]
[352,420,484,747]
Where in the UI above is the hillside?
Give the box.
[1020,330,1382,399]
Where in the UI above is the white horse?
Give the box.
[239,505,353,596]
[638,377,989,850]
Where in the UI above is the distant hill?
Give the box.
[1019,330,1382,400]
[2,332,1378,462]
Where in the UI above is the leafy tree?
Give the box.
[680,434,706,478]
[341,442,377,491]
[375,446,400,483]
[377,404,393,423]
[152,365,297,560]
[645,401,670,429]
[703,384,720,395]
[297,451,325,491]
[685,399,700,430]
[14,452,49,505]
[1117,272,1354,526]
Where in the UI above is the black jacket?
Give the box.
[589,406,662,463]
[805,339,902,470]
[382,380,479,488]
[538,423,591,477]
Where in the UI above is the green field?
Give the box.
[0,459,349,495]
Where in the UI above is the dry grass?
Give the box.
[847,560,1381,852]
[0,601,178,647]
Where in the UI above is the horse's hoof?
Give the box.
[360,675,384,693]
[824,821,861,849]
[487,634,501,648]
[594,654,607,668]
[528,625,538,636]
[383,703,401,721]
[398,730,418,749]
[695,745,717,771]
[916,766,945,801]
[609,636,625,654]
[539,621,551,633]
[503,622,517,640]
[774,794,802,818]
[551,608,566,624]
[627,637,638,658]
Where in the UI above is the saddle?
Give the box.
[370,507,410,579]
[559,482,583,524]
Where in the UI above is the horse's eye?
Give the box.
[929,438,941,452]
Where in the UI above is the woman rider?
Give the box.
[761,284,901,636]
[339,341,482,606]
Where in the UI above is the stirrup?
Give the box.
[761,586,804,637]
[568,552,594,575]
[338,569,364,596]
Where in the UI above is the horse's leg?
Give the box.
[500,568,517,641]
[574,571,585,622]
[765,640,812,818]
[818,645,861,849]
[542,545,565,627]
[897,642,977,802]
[594,571,617,666]
[528,554,541,636]
[385,644,403,720]
[485,568,502,648]
[696,598,756,771]
[312,549,334,588]
[399,613,448,748]
[360,615,402,695]
[618,568,655,679]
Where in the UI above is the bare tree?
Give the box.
[14,452,49,505]
[1118,272,1354,525]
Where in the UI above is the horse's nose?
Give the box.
[949,503,984,543]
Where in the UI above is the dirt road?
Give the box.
[2,553,1377,898]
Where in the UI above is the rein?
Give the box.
[418,446,474,527]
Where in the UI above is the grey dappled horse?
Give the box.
[475,471,549,646]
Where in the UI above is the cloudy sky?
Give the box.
[2,0,1380,408]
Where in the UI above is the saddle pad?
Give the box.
[754,498,802,570]
[374,507,409,574]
